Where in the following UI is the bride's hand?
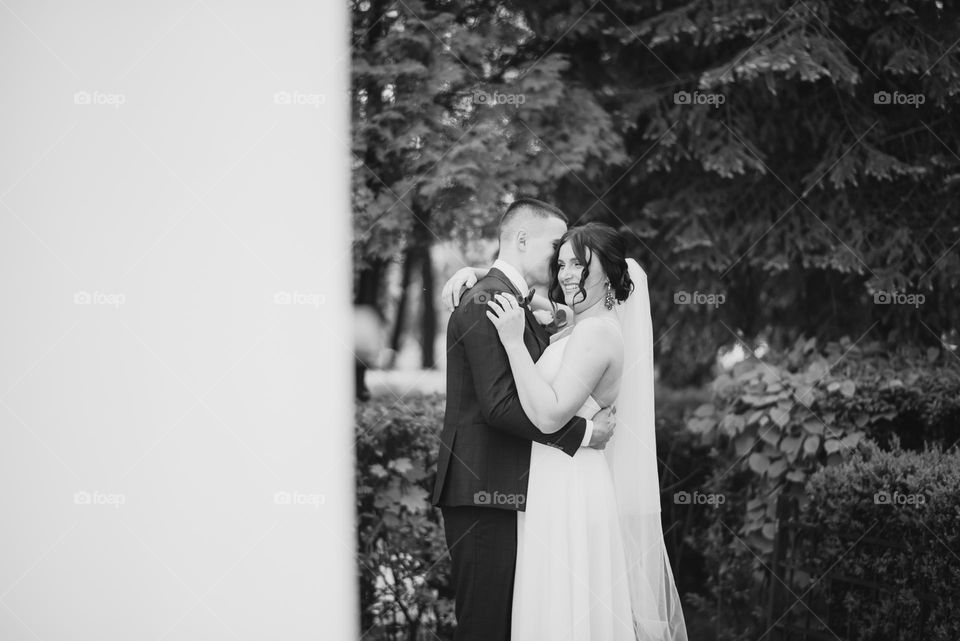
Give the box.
[486,292,525,348]
[441,267,479,312]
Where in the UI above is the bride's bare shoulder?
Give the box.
[567,316,622,351]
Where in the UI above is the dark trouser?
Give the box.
[440,505,518,641]
[354,359,370,401]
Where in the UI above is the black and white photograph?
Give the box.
[351,1,960,640]
[4,1,960,640]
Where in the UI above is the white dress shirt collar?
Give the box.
[491,258,529,296]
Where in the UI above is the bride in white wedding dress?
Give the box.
[485,222,688,641]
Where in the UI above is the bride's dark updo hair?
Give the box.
[548,222,634,306]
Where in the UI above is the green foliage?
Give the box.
[798,441,960,640]
[684,336,960,636]
[352,0,960,383]
[688,336,867,553]
[684,509,771,641]
[351,0,627,271]
[688,335,960,546]
[356,394,453,640]
[813,342,960,451]
[507,0,960,384]
[651,385,715,599]
[689,335,960,550]
[661,385,773,641]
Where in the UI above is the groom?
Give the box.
[431,198,616,641]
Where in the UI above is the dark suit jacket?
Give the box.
[431,268,588,511]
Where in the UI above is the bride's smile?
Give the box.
[557,243,605,311]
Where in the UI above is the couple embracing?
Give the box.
[431,198,688,641]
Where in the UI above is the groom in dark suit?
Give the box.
[432,198,617,641]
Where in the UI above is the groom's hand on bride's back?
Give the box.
[588,406,616,449]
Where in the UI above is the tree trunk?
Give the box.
[388,245,416,368]
[413,204,436,369]
[354,257,387,308]
[420,243,436,369]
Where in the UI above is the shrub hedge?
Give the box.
[684,337,960,638]
[795,441,960,641]
[355,393,453,640]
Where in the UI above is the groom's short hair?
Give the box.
[498,197,568,244]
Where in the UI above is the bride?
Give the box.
[447,222,687,641]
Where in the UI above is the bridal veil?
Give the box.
[606,258,688,641]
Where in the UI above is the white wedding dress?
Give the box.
[511,259,688,641]
[512,319,636,641]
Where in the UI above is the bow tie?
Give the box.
[519,287,536,308]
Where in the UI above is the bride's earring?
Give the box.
[604,282,615,310]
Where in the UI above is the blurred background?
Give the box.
[350,1,960,640]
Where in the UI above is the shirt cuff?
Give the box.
[580,419,594,448]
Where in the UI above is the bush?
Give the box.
[677,454,773,641]
[796,441,960,641]
[814,343,960,451]
[688,336,960,553]
[684,337,960,638]
[356,394,453,641]
[653,385,716,601]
